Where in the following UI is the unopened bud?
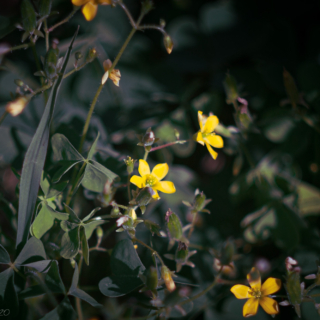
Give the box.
[285,256,298,272]
[14,79,24,87]
[194,192,206,211]
[146,266,158,290]
[87,47,97,61]
[103,59,112,71]
[124,156,136,174]
[6,97,29,116]
[70,259,76,268]
[96,226,103,239]
[165,209,182,240]
[163,35,173,54]
[160,19,166,28]
[142,127,155,146]
[161,265,176,292]
[75,51,82,61]
[175,242,188,263]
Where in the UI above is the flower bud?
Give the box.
[87,48,97,62]
[163,35,173,54]
[110,204,120,216]
[96,226,103,239]
[142,127,155,146]
[161,265,176,292]
[194,192,206,211]
[285,256,298,272]
[70,259,76,268]
[141,0,154,14]
[14,79,24,87]
[44,46,60,79]
[103,59,112,71]
[146,266,158,291]
[175,242,188,263]
[6,96,29,116]
[124,156,136,174]
[165,209,182,240]
[75,51,82,61]
[160,19,166,28]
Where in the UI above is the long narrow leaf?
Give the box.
[16,27,79,250]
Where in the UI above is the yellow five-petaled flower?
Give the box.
[130,160,176,200]
[72,0,111,21]
[231,267,281,318]
[194,111,224,159]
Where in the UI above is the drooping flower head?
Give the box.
[72,0,111,21]
[130,160,176,200]
[193,111,224,159]
[231,267,281,317]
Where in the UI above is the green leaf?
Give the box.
[15,237,46,265]
[21,0,37,33]
[39,296,77,320]
[16,28,79,251]
[296,181,320,216]
[87,132,100,160]
[22,260,52,273]
[82,207,101,222]
[285,271,302,318]
[0,245,11,264]
[99,239,145,297]
[51,134,83,162]
[80,227,89,265]
[68,262,102,307]
[84,220,105,240]
[31,203,69,239]
[0,268,18,315]
[60,227,80,260]
[81,161,118,193]
[39,0,52,17]
[52,160,82,183]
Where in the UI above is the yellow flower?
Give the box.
[130,160,176,200]
[101,59,121,86]
[193,111,224,159]
[6,97,29,116]
[230,267,281,318]
[72,0,111,21]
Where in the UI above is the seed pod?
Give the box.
[165,209,182,240]
[163,34,173,54]
[146,266,158,291]
[194,192,206,211]
[175,242,188,263]
[44,46,60,79]
[39,0,52,17]
[161,265,176,292]
[21,0,36,33]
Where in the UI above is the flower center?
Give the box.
[249,288,262,299]
[202,132,212,138]
[145,174,157,187]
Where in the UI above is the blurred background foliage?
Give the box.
[1,0,320,319]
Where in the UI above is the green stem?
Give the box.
[44,19,49,52]
[48,7,80,32]
[133,238,165,266]
[179,272,221,306]
[149,140,187,153]
[187,211,198,239]
[143,149,149,161]
[76,256,84,320]
[78,11,146,153]
[0,111,8,126]
[8,43,31,52]
[127,174,131,201]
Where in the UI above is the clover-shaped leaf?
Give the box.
[51,133,118,193]
[60,207,104,265]
[99,239,145,297]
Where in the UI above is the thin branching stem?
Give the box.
[48,7,80,33]
[133,237,165,266]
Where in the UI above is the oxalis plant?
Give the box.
[1,0,320,320]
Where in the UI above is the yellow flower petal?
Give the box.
[203,115,219,133]
[205,142,218,159]
[261,278,281,296]
[138,159,150,177]
[205,134,224,148]
[82,2,98,21]
[72,0,89,6]
[130,175,144,188]
[243,298,259,317]
[230,285,251,299]
[152,189,160,199]
[151,163,169,180]
[247,267,261,291]
[198,111,203,131]
[259,297,279,315]
[154,181,176,194]
[193,131,204,145]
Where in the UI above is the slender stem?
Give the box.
[76,256,84,320]
[44,19,49,52]
[78,11,145,153]
[188,243,212,251]
[63,61,91,78]
[0,111,8,126]
[48,7,80,32]
[127,174,131,201]
[179,271,221,306]
[305,283,318,295]
[309,293,320,298]
[143,149,149,161]
[8,43,31,52]
[187,212,197,239]
[138,25,166,35]
[149,140,187,153]
[133,238,165,266]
